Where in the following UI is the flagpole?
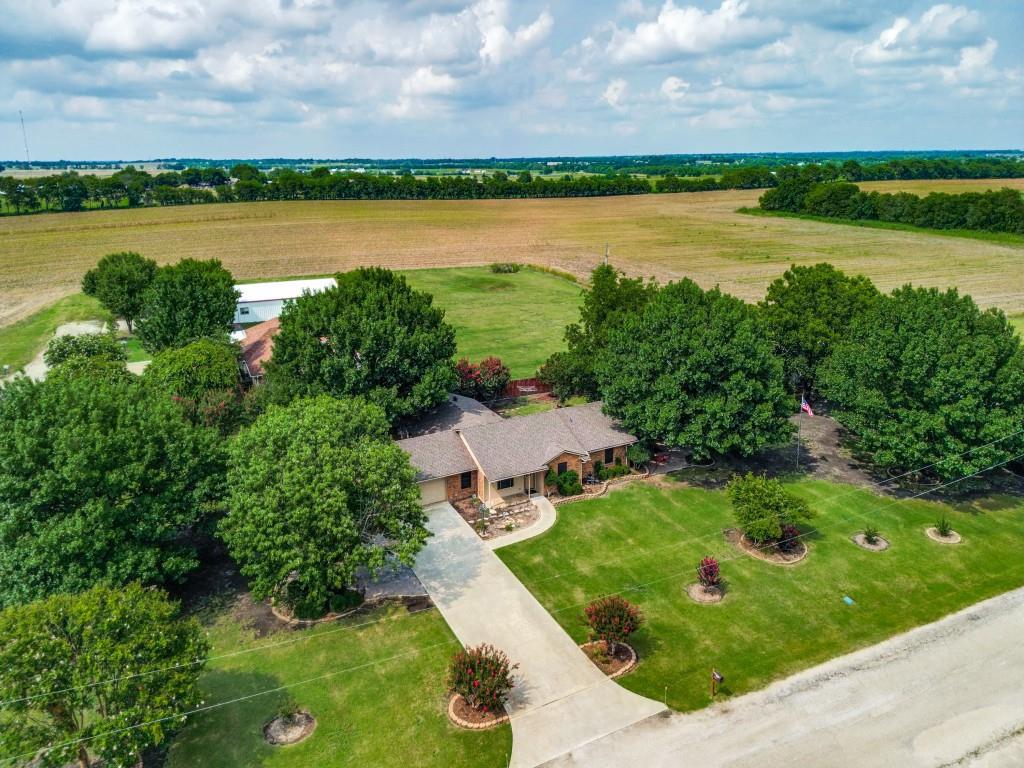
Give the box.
[795,392,802,471]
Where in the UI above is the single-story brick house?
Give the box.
[397,399,636,507]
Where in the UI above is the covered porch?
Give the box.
[484,469,546,511]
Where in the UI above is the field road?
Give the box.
[544,587,1024,767]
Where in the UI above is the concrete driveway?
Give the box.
[544,587,1024,767]
[413,502,665,768]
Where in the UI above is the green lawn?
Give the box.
[401,266,581,378]
[496,394,587,418]
[120,336,150,363]
[1011,315,1023,336]
[168,603,510,768]
[498,478,1024,712]
[0,294,111,372]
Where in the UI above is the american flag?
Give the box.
[800,395,814,417]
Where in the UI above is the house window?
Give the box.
[460,471,473,490]
[497,477,514,490]
[239,306,250,316]
[604,448,614,464]
[557,461,567,475]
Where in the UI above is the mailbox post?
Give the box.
[710,668,724,697]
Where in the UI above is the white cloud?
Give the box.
[609,0,783,64]
[602,77,628,108]
[386,66,460,117]
[854,3,983,67]
[660,75,689,101]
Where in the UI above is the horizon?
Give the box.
[2,1,1021,159]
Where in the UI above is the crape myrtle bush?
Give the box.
[448,643,518,713]
[584,595,644,653]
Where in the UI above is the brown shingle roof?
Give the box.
[458,402,635,481]
[240,317,279,378]
[396,430,477,482]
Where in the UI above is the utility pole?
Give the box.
[19,110,30,164]
[604,242,609,265]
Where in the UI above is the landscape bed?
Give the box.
[498,477,1024,712]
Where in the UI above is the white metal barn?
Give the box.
[233,278,337,324]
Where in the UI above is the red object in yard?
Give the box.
[653,453,669,464]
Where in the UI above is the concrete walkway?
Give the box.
[544,587,1024,767]
[413,502,665,768]
[488,496,557,550]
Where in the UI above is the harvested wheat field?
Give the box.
[2,178,1022,328]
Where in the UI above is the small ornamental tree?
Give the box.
[44,332,126,367]
[478,356,511,401]
[0,583,208,768]
[454,359,482,398]
[144,338,242,431]
[696,556,720,589]
[726,472,814,545]
[448,644,518,714]
[584,595,644,654]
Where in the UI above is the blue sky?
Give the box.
[1,0,1021,159]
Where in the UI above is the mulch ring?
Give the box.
[686,583,725,604]
[447,694,510,730]
[926,527,963,545]
[579,641,637,679]
[263,711,317,746]
[852,533,891,551]
[724,528,808,565]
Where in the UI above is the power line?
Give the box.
[4,444,1019,765]
[0,603,437,708]
[6,426,1022,709]
[0,638,458,766]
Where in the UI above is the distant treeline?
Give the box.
[1,157,1022,216]
[760,178,1024,235]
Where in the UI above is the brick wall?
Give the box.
[445,470,478,502]
[582,444,629,477]
[544,451,584,494]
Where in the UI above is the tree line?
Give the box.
[540,262,1024,480]
[760,178,1024,235]
[2,156,1022,215]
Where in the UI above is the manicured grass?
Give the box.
[401,266,581,378]
[0,294,111,372]
[498,478,1024,712]
[738,207,1024,247]
[168,603,510,768]
[497,394,587,418]
[120,336,150,363]
[1011,315,1023,336]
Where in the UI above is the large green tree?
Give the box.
[0,374,224,607]
[144,338,242,431]
[0,583,208,768]
[81,251,157,333]
[596,279,793,460]
[540,264,656,400]
[136,258,238,352]
[219,395,427,617]
[819,285,1024,480]
[759,263,879,388]
[266,267,456,421]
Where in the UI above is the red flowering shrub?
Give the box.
[478,356,511,401]
[455,359,482,397]
[778,523,802,552]
[584,595,644,653]
[448,643,518,713]
[696,556,720,588]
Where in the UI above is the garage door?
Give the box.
[418,479,447,505]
